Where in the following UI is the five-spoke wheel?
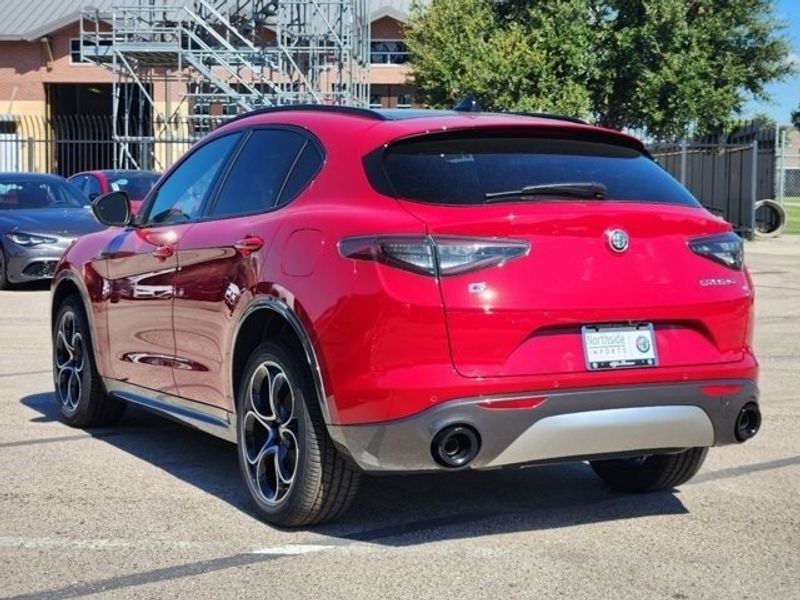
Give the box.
[236,339,360,526]
[52,296,125,426]
[54,310,85,414]
[242,361,299,505]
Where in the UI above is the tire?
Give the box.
[52,296,126,427]
[753,199,787,239]
[236,338,360,527]
[0,246,9,290]
[589,447,708,493]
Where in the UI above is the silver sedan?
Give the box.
[0,173,105,289]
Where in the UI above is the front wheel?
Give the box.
[0,246,9,290]
[589,447,708,493]
[236,338,360,527]
[52,296,126,426]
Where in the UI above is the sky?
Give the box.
[745,0,799,124]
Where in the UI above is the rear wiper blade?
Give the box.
[484,182,607,202]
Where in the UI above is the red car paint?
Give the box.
[53,110,757,428]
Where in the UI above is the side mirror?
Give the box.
[92,191,131,227]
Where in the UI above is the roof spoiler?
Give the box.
[453,94,588,125]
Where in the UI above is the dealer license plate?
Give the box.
[582,324,658,370]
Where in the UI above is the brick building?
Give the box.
[0,0,419,121]
[0,0,423,173]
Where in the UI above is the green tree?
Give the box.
[406,0,794,138]
[405,0,596,114]
[792,104,800,130]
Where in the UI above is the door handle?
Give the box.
[234,235,264,256]
[152,244,175,261]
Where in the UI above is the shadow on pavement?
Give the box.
[4,281,50,292]
[21,391,690,545]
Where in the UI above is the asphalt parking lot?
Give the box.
[1,237,798,600]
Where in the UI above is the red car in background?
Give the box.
[68,170,159,215]
[51,106,760,527]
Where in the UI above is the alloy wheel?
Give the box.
[241,361,299,506]
[54,311,85,413]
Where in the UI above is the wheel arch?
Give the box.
[230,297,334,425]
[51,272,89,331]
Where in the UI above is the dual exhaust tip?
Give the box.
[431,424,481,468]
[431,403,760,468]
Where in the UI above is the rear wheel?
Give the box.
[237,338,360,527]
[589,447,708,493]
[52,296,126,426]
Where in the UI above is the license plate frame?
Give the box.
[581,323,658,371]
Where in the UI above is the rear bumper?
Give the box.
[328,379,759,473]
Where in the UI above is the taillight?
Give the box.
[339,235,529,277]
[689,232,744,270]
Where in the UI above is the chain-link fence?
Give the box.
[785,168,800,199]
[775,129,800,202]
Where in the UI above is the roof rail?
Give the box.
[509,111,589,125]
[220,104,387,126]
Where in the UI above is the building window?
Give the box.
[70,39,112,64]
[69,40,83,63]
[370,40,409,65]
[396,93,413,109]
[369,85,415,110]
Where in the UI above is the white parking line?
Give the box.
[249,544,333,555]
[0,536,350,556]
[0,535,232,552]
[0,535,334,556]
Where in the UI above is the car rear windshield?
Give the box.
[0,179,87,209]
[373,133,700,207]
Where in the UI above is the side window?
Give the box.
[85,176,102,198]
[278,143,324,205]
[211,129,307,218]
[68,175,87,194]
[145,133,240,225]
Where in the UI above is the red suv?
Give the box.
[51,106,760,526]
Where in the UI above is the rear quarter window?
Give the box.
[365,131,699,207]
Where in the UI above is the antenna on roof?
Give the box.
[453,94,481,113]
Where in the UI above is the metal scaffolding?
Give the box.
[80,0,370,168]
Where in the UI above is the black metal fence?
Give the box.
[0,113,789,237]
[648,141,759,235]
[0,114,227,177]
[648,126,779,237]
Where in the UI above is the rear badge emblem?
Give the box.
[608,229,629,253]
[636,335,651,353]
[699,278,736,287]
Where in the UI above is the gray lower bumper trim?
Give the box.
[485,405,713,467]
[328,379,758,473]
